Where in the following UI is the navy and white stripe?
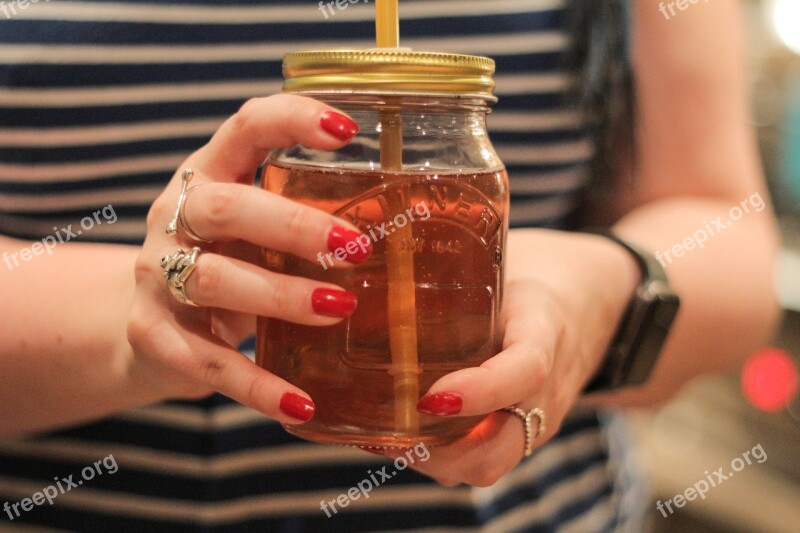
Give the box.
[0,1,633,531]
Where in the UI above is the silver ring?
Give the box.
[166,169,213,244]
[501,406,546,457]
[160,247,203,307]
[180,184,213,243]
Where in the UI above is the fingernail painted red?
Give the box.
[320,111,359,141]
[417,392,463,416]
[328,226,373,264]
[280,392,315,422]
[312,288,358,318]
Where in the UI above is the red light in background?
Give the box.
[742,347,799,412]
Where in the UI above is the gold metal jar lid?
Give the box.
[282,49,496,100]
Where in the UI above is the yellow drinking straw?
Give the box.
[376,0,399,47]
[375,0,420,437]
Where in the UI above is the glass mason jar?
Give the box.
[257,50,509,448]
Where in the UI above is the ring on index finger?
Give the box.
[166,168,214,244]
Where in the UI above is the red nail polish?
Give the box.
[417,392,463,416]
[328,226,373,264]
[312,288,358,318]
[280,392,315,422]
[320,111,359,141]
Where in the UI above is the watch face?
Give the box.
[624,295,681,385]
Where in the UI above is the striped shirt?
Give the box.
[0,1,645,531]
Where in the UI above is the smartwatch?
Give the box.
[583,230,681,393]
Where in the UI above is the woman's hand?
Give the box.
[380,230,640,486]
[126,94,369,424]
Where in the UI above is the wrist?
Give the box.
[581,232,642,306]
[570,233,642,383]
[581,229,682,394]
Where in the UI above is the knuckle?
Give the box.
[523,341,550,393]
[133,254,159,285]
[171,344,197,376]
[482,380,502,410]
[204,185,242,229]
[285,97,314,123]
[246,373,272,413]
[283,203,314,244]
[126,305,156,353]
[231,98,260,134]
[193,256,226,301]
[263,275,293,316]
[146,195,170,229]
[529,357,549,394]
[198,354,227,390]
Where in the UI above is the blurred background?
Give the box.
[629,1,800,531]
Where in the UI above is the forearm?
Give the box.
[589,196,781,406]
[507,190,779,409]
[576,0,782,406]
[0,237,161,438]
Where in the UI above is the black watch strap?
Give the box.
[583,230,681,393]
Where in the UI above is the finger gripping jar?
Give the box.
[257,50,509,448]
